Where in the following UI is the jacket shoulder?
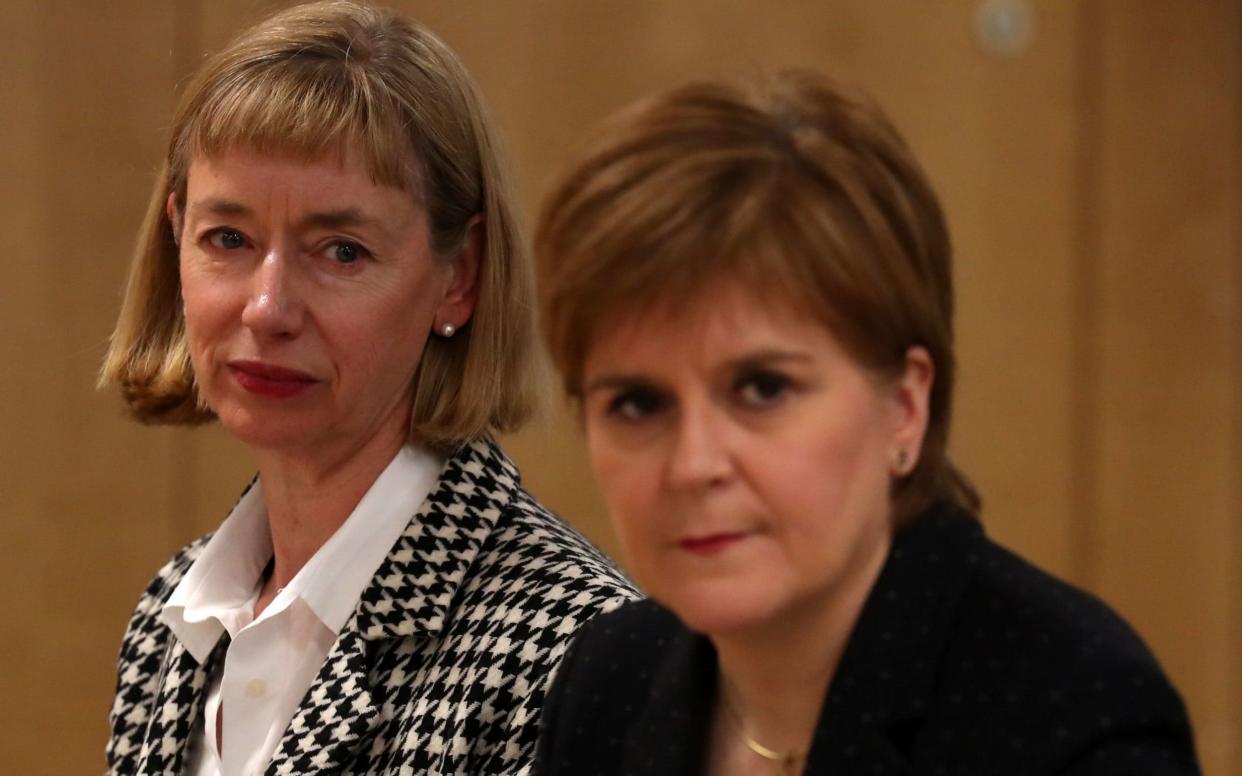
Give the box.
[962,537,1159,667]
[536,599,685,776]
[435,488,640,772]
[462,487,641,668]
[449,438,638,617]
[931,530,1198,772]
[554,597,679,671]
[116,533,213,657]
[138,535,212,607]
[490,487,639,608]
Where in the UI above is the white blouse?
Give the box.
[161,445,443,776]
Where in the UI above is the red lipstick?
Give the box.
[228,361,318,398]
[678,532,747,556]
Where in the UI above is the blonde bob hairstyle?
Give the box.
[101,0,539,451]
[535,70,979,524]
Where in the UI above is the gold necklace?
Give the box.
[720,687,803,774]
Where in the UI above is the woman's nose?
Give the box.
[666,402,734,490]
[240,249,304,338]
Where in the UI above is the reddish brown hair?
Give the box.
[535,70,979,522]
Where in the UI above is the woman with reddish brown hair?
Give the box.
[533,70,1197,775]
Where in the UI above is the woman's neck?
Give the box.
[253,423,408,590]
[709,529,892,764]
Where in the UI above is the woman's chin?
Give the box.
[214,407,315,452]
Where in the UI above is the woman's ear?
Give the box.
[890,345,934,476]
[166,191,183,246]
[435,213,484,332]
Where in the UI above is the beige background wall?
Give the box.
[1,1,1237,773]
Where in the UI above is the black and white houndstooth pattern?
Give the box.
[106,438,638,775]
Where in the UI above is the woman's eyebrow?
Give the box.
[185,200,388,233]
[583,374,654,395]
[725,349,812,370]
[298,207,384,231]
[188,197,251,218]
[583,350,812,392]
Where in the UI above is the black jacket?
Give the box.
[537,504,1199,775]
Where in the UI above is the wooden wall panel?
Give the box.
[1235,30,1242,769]
[1092,2,1240,772]
[0,3,185,772]
[0,5,59,769]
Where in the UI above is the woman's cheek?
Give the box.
[605,472,655,551]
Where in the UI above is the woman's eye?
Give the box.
[207,229,247,250]
[607,388,666,421]
[735,370,791,408]
[325,240,370,265]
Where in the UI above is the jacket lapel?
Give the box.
[621,620,717,776]
[134,635,225,775]
[264,438,517,773]
[805,504,982,772]
[265,630,380,774]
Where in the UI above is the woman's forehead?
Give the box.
[589,277,827,356]
[181,147,428,234]
[179,142,418,210]
[182,128,421,197]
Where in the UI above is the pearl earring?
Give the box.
[440,323,456,337]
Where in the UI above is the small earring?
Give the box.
[440,323,456,338]
[894,449,910,475]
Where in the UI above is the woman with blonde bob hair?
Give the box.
[102,2,633,774]
[533,71,1197,774]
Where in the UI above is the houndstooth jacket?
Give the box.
[106,438,639,775]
